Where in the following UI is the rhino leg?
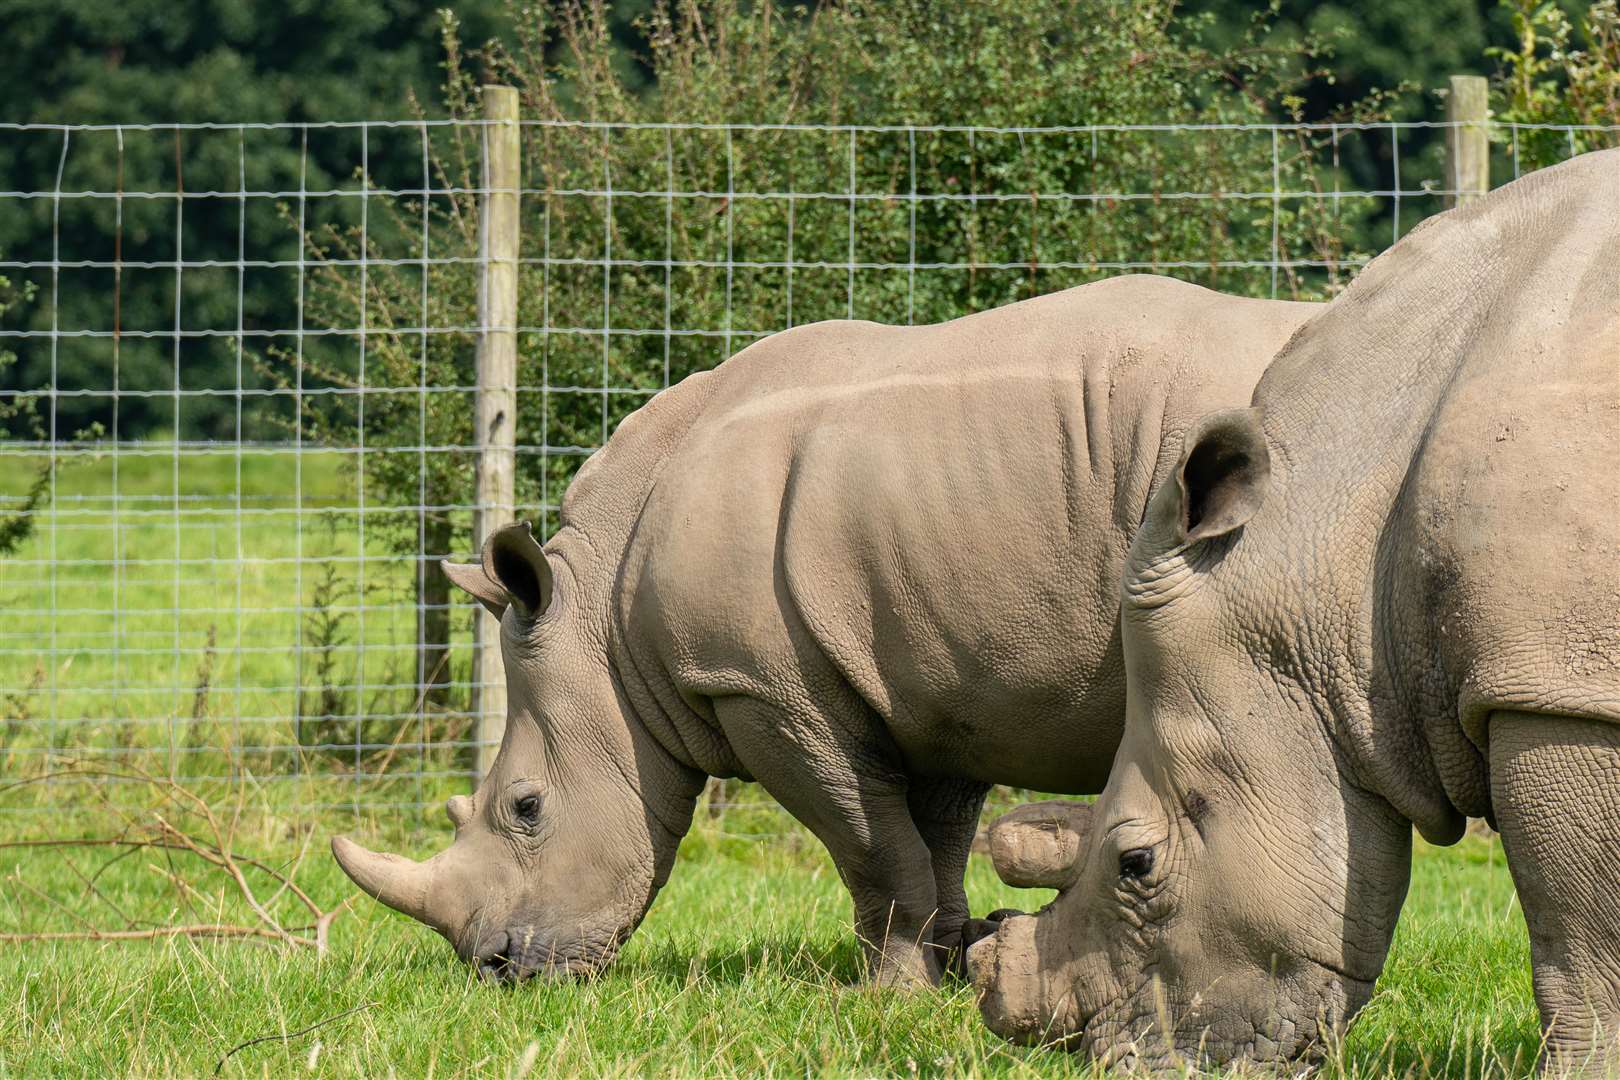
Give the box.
[908,776,992,979]
[1491,710,1620,1075]
[715,694,941,987]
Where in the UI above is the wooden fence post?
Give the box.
[474,85,520,782]
[1446,74,1490,208]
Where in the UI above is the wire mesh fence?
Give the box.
[0,115,1614,818]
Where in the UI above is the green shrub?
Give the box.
[0,267,47,556]
[1491,0,1620,167]
[298,0,1376,516]
[269,0,1383,740]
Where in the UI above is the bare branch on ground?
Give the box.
[0,762,352,954]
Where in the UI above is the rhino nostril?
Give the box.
[478,950,519,983]
[472,929,515,982]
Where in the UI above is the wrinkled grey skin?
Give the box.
[332,275,1314,986]
[970,151,1620,1072]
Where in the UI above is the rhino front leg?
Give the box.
[715,694,942,987]
[836,812,946,988]
[908,776,991,978]
[1491,710,1620,1075]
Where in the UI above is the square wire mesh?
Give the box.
[0,117,1612,818]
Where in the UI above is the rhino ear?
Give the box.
[1172,407,1270,544]
[441,560,508,619]
[481,520,554,620]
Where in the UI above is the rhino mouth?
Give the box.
[1076,957,1372,1073]
[472,925,617,984]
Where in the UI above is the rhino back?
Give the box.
[1237,150,1620,826]
[624,277,1307,791]
[1388,159,1620,814]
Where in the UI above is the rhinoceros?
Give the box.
[969,151,1620,1070]
[331,275,1313,986]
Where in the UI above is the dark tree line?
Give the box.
[2,0,1587,444]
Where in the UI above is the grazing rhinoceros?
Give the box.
[969,151,1620,1071]
[331,275,1313,986]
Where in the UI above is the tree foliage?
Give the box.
[1491,0,1620,167]
[0,0,512,440]
[297,0,1375,539]
[0,268,48,556]
[1190,0,1505,120]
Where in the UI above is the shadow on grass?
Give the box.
[344,920,868,991]
[624,934,868,987]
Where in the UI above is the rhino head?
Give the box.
[970,409,1416,1071]
[332,521,703,981]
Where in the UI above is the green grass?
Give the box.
[0,451,1545,1076]
[0,447,477,809]
[0,802,1540,1078]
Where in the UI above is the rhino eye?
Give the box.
[1119,847,1155,880]
[513,794,541,824]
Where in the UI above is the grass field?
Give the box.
[0,448,1546,1077]
[0,801,1540,1078]
[0,447,478,811]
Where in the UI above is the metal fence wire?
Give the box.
[0,115,1613,817]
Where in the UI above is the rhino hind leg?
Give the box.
[714,694,943,987]
[907,776,992,979]
[1490,710,1620,1075]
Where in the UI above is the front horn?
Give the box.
[332,835,446,931]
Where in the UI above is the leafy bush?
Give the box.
[1491,0,1620,167]
[304,0,1375,513]
[0,267,46,556]
[275,0,1382,731]
[0,267,99,557]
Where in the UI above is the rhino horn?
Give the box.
[331,835,446,930]
[985,799,1093,889]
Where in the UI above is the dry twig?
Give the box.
[0,763,351,954]
[212,1001,379,1076]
